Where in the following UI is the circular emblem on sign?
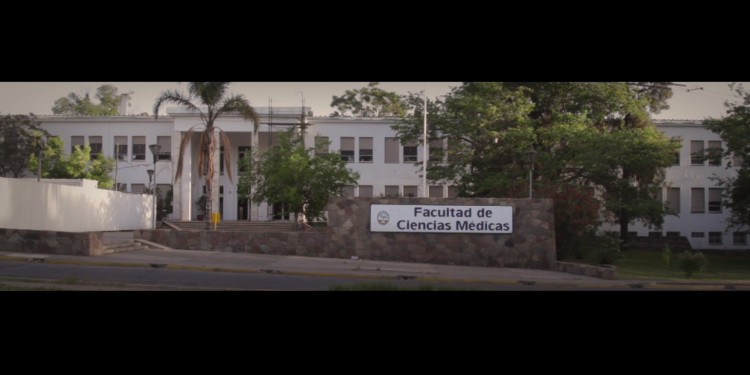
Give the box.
[377,211,389,225]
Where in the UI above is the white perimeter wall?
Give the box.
[0,177,153,232]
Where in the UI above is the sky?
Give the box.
[0,82,747,120]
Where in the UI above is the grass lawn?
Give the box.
[613,250,750,282]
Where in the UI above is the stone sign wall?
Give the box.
[325,197,556,269]
[133,197,557,270]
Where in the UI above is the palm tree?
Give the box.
[154,82,259,228]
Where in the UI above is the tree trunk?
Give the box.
[619,210,629,250]
[204,131,215,230]
[619,168,631,250]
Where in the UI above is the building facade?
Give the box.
[32,110,748,250]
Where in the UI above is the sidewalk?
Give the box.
[2,247,748,290]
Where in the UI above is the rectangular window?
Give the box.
[667,187,680,214]
[403,185,418,198]
[131,183,145,194]
[157,136,171,160]
[690,140,704,165]
[429,185,444,198]
[132,136,146,161]
[315,136,329,155]
[666,232,680,238]
[648,232,662,238]
[653,187,663,202]
[691,232,705,238]
[71,136,84,153]
[384,185,400,197]
[448,186,459,198]
[115,183,127,192]
[403,141,418,163]
[89,136,102,158]
[733,232,748,245]
[340,137,354,163]
[691,188,705,213]
[238,146,251,172]
[358,185,373,197]
[708,188,722,213]
[429,139,444,163]
[709,232,723,245]
[341,185,355,198]
[114,136,128,160]
[708,140,723,166]
[384,137,399,163]
[359,137,373,162]
[220,146,224,175]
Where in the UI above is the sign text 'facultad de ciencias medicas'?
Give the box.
[370,204,513,234]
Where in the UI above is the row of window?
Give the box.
[667,188,723,214]
[684,140,743,166]
[647,231,748,246]
[114,183,171,198]
[315,137,745,167]
[71,135,171,161]
[339,185,459,198]
[316,136,447,164]
[662,187,723,214]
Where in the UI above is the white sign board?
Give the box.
[370,204,513,234]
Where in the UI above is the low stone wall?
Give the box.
[550,261,617,280]
[134,229,327,256]
[134,197,557,270]
[325,197,557,269]
[0,228,104,256]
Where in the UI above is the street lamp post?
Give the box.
[526,150,536,199]
[149,144,162,229]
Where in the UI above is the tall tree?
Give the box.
[0,113,48,177]
[242,128,359,223]
[52,84,125,115]
[703,83,750,231]
[330,82,407,117]
[153,82,260,228]
[393,82,678,251]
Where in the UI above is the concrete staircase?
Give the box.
[102,231,162,254]
[165,221,300,232]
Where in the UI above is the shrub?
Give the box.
[679,251,707,279]
[585,234,622,265]
[662,245,672,268]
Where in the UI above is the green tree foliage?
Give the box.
[28,136,114,188]
[567,125,680,242]
[393,82,678,252]
[242,129,359,223]
[0,113,48,177]
[703,83,750,231]
[52,84,124,115]
[154,82,260,227]
[330,82,407,117]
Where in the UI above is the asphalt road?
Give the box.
[2,259,739,291]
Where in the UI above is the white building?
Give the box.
[31,109,748,250]
[607,120,748,250]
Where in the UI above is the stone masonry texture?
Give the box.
[0,228,103,256]
[135,197,557,270]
